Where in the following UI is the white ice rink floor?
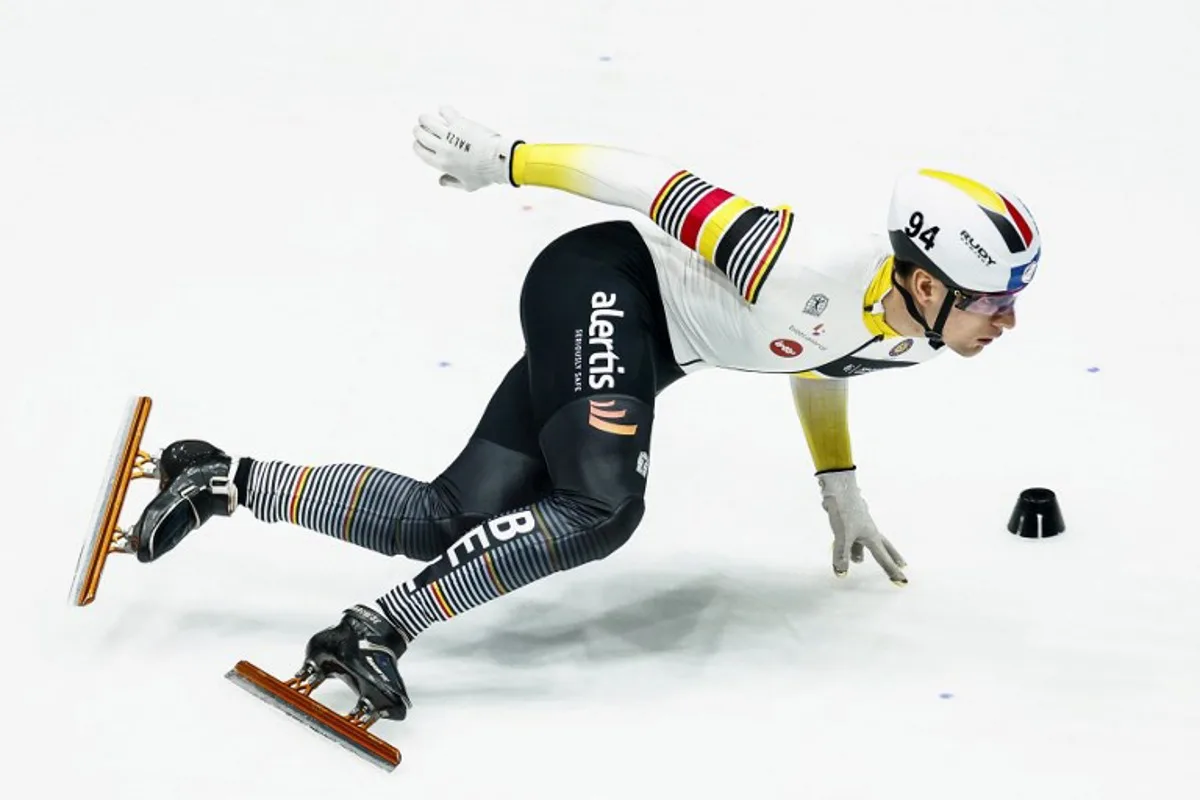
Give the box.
[4,2,1199,798]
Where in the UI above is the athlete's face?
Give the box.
[912,272,1017,357]
[939,297,1016,357]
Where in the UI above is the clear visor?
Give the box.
[952,288,1019,316]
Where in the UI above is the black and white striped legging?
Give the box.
[241,434,549,562]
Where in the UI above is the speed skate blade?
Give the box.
[225,660,402,772]
[69,396,154,607]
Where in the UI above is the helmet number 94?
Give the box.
[904,211,940,252]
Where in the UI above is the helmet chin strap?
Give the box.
[892,280,953,350]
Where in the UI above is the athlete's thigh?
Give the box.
[434,358,550,516]
[518,221,662,427]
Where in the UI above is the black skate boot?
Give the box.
[130,440,238,563]
[299,604,413,722]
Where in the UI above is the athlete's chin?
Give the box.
[948,340,988,357]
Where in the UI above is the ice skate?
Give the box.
[70,396,158,606]
[128,438,237,563]
[226,604,411,771]
[69,396,240,605]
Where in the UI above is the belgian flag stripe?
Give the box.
[714,206,768,271]
[983,207,1027,253]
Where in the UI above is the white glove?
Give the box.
[818,469,908,586]
[411,106,522,192]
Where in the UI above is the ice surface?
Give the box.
[3,1,1199,798]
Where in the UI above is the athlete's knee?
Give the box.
[591,495,645,560]
[536,392,655,566]
[547,490,645,569]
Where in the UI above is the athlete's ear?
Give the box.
[909,268,940,305]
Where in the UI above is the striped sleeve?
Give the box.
[510,143,793,305]
[649,170,793,304]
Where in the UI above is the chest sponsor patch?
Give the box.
[770,338,803,358]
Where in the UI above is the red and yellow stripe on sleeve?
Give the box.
[650,170,793,304]
[509,144,792,304]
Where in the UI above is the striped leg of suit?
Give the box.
[376,492,639,642]
[243,460,458,558]
[375,394,652,644]
[238,435,550,560]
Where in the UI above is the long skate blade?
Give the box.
[225,660,402,772]
[69,396,153,607]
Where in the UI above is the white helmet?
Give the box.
[887,169,1041,295]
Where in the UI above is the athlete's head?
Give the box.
[886,169,1041,357]
[891,258,1016,356]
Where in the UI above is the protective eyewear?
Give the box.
[952,288,1019,316]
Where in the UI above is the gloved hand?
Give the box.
[817,468,908,586]
[411,106,523,192]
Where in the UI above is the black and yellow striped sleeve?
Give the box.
[511,143,793,304]
[648,170,793,304]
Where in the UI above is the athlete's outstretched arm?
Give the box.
[789,374,853,473]
[790,374,908,585]
[413,106,793,305]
